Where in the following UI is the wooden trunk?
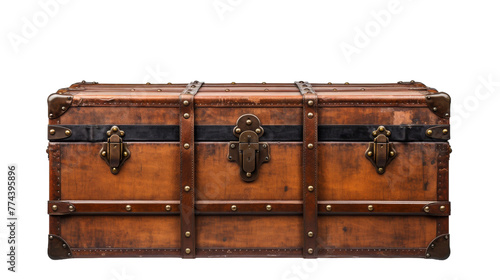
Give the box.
[47,81,451,259]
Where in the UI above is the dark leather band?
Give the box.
[48,124,450,142]
[296,81,318,258]
[179,81,203,258]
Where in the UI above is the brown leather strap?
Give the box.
[179,81,203,258]
[295,81,318,258]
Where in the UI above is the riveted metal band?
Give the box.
[180,81,203,258]
[296,81,318,258]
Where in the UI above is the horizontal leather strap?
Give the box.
[48,200,450,216]
[48,124,450,142]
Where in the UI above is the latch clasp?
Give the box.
[228,114,270,182]
[99,126,131,175]
[365,126,397,174]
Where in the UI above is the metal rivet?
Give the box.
[246,172,252,178]
[184,186,191,192]
[231,82,236,84]
[307,231,314,238]
[183,113,190,119]
[120,131,125,136]
[100,151,106,157]
[146,82,151,85]
[231,205,237,211]
[230,144,236,149]
[235,128,241,134]
[344,82,349,85]
[444,235,449,240]
[125,205,132,211]
[426,129,433,136]
[307,112,314,118]
[368,205,374,211]
[112,126,118,132]
[367,151,373,157]
[440,206,446,212]
[386,131,391,136]
[424,206,430,213]
[123,151,128,157]
[444,113,450,117]
[431,243,435,248]
[379,127,384,132]
[262,82,266,84]
[107,131,111,136]
[442,129,448,135]
[112,167,117,173]
[266,205,272,211]
[246,119,252,125]
[426,253,431,258]
[333,88,337,91]
[52,205,58,211]
[327,82,332,85]
[183,100,189,106]
[307,185,314,192]
[263,144,268,149]
[307,248,314,254]
[61,106,66,111]
[131,89,135,92]
[326,205,332,211]
[433,107,438,112]
[165,205,171,211]
[49,129,56,135]
[378,168,384,173]
[410,80,415,83]
[225,89,230,92]
[49,235,53,240]
[255,128,262,134]
[184,143,190,149]
[389,151,395,157]
[372,131,377,136]
[185,248,191,254]
[361,88,365,91]
[426,95,431,99]
[307,143,314,149]
[307,100,314,106]
[185,231,191,238]
[68,205,75,212]
[62,244,66,248]
[49,113,54,118]
[65,130,71,136]
[157,89,162,92]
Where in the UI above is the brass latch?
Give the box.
[228,114,270,182]
[99,126,131,175]
[365,126,397,174]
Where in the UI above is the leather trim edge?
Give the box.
[425,234,450,260]
[48,235,72,260]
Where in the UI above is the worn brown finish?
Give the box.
[48,81,451,259]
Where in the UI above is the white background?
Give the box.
[0,0,499,279]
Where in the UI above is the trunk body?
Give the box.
[47,81,451,259]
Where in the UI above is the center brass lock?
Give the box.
[227,114,270,182]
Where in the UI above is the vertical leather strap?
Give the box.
[179,81,203,258]
[295,81,318,258]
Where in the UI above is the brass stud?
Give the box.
[125,205,132,211]
[389,151,395,157]
[157,89,162,92]
[62,244,66,248]
[372,131,377,136]
[326,205,332,211]
[65,130,71,136]
[112,126,118,132]
[410,80,415,83]
[262,82,266,84]
[130,89,135,92]
[361,88,365,91]
[246,172,252,178]
[107,131,111,136]
[379,127,384,132]
[146,82,151,85]
[235,128,241,134]
[431,243,435,248]
[333,88,337,91]
[225,89,230,92]
[307,185,314,192]
[266,205,272,211]
[231,82,236,84]
[184,186,191,192]
[68,205,75,212]
[426,253,431,258]
[445,113,450,117]
[433,107,438,112]
[61,106,66,111]
[165,205,171,211]
[307,248,314,254]
[112,167,117,173]
[183,100,189,106]
[367,151,373,157]
[442,129,448,135]
[263,144,268,149]
[49,113,54,118]
[307,143,314,149]
[367,205,374,211]
[185,248,191,254]
[440,206,446,212]
[101,150,106,156]
[426,129,433,136]
[307,112,314,118]
[52,205,58,211]
[49,235,53,240]
[378,167,384,173]
[230,144,236,149]
[444,235,449,240]
[307,100,314,106]
[386,131,391,136]
[183,113,190,119]
[255,128,262,134]
[185,231,191,238]
[424,206,430,213]
[327,82,332,85]
[49,129,56,135]
[246,119,252,125]
[231,205,237,211]
[344,82,349,85]
[120,131,125,136]
[307,231,314,238]
[123,151,128,157]
[183,143,190,149]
